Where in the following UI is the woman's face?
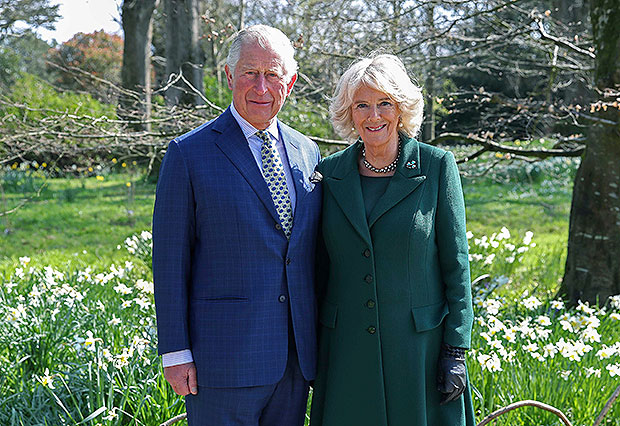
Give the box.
[351,85,401,151]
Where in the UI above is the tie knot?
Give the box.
[256,130,271,145]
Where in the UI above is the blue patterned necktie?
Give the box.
[257,130,293,238]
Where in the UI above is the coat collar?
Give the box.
[324,135,427,245]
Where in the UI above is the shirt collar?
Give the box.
[230,102,280,141]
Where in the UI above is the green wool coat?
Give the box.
[310,137,476,426]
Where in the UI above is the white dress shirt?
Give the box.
[161,103,297,368]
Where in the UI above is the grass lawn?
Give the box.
[0,164,573,277]
[0,171,154,270]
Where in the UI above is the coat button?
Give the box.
[275,223,282,230]
[366,299,375,309]
[364,274,373,283]
[279,295,287,303]
[362,249,371,258]
[367,326,376,334]
[286,258,291,265]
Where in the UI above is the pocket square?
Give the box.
[309,171,323,183]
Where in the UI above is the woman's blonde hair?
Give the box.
[330,54,424,141]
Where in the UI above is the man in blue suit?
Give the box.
[152,25,322,425]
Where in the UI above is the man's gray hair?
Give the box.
[226,25,298,81]
[330,54,424,140]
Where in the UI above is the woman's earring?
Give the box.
[398,117,403,127]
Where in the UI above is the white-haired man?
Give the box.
[153,25,322,425]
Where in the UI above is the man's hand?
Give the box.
[164,362,198,396]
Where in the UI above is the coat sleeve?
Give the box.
[152,140,195,355]
[435,151,473,349]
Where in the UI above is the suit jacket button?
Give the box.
[367,326,376,334]
[279,295,287,303]
[363,249,371,258]
[366,299,376,309]
[275,223,282,230]
[364,274,373,283]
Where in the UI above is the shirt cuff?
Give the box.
[162,349,194,367]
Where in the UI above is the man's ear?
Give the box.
[286,73,297,95]
[225,65,234,90]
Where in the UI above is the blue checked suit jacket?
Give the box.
[152,107,322,388]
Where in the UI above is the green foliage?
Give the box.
[203,72,232,108]
[0,256,185,425]
[469,285,620,425]
[0,0,60,40]
[280,94,333,138]
[0,30,51,87]
[1,73,116,121]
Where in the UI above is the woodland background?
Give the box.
[0,0,619,425]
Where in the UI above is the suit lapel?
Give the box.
[279,123,305,210]
[324,142,372,247]
[367,137,426,228]
[212,108,280,224]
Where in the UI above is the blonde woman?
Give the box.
[311,54,476,426]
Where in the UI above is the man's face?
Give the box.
[225,41,297,130]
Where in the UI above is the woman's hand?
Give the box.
[436,344,467,405]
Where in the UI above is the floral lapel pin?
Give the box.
[405,160,417,169]
[309,170,323,183]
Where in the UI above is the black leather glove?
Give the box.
[436,343,467,405]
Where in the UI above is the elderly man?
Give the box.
[152,25,322,425]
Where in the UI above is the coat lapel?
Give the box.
[367,137,427,228]
[324,142,372,246]
[212,108,280,224]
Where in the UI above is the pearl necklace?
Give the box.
[361,141,401,173]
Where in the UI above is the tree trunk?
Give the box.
[560,0,620,305]
[164,0,204,106]
[120,0,159,130]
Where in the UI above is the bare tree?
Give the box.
[164,0,204,106]
[560,0,620,304]
[120,0,159,130]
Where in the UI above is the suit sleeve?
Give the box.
[435,151,473,349]
[152,140,195,355]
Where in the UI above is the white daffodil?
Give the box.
[522,296,542,310]
[542,343,557,358]
[550,300,565,310]
[135,279,154,294]
[596,346,614,360]
[113,283,132,295]
[582,327,601,343]
[478,352,502,372]
[606,364,620,377]
[38,368,55,389]
[576,300,595,315]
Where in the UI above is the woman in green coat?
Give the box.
[310,54,476,426]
